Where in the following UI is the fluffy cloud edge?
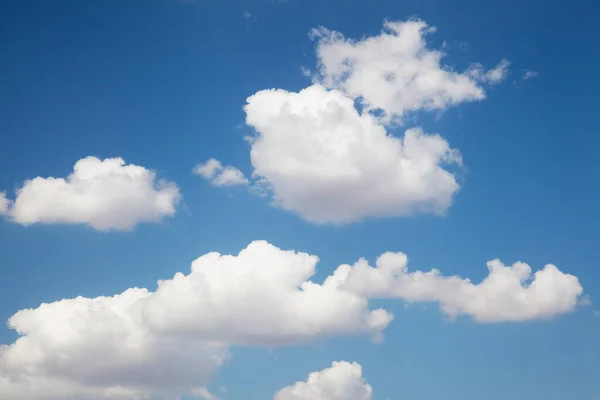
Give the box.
[0,241,394,400]
[337,252,584,322]
[309,19,509,123]
[1,156,180,231]
[202,18,511,224]
[274,361,372,400]
[193,158,249,187]
[0,240,585,399]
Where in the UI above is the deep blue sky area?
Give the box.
[0,1,599,399]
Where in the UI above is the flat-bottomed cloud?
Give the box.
[0,157,180,231]
[244,85,462,224]
[274,361,372,400]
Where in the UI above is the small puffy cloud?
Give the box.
[143,240,392,346]
[244,84,462,224]
[274,361,372,400]
[194,158,223,179]
[193,158,249,187]
[1,157,180,231]
[310,19,507,123]
[522,69,539,80]
[336,252,584,322]
[0,241,391,399]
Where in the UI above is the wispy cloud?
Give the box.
[522,69,539,80]
[243,11,257,24]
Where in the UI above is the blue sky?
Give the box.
[0,0,599,399]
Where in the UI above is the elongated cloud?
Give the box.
[311,19,508,123]
[274,361,372,400]
[335,252,584,322]
[0,242,582,399]
[1,157,180,231]
[245,85,462,224]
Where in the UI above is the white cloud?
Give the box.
[274,361,372,400]
[142,240,391,346]
[0,241,582,399]
[202,19,509,223]
[0,192,10,216]
[467,59,511,84]
[310,19,507,123]
[1,157,180,231]
[336,252,584,322]
[192,387,221,400]
[0,241,391,399]
[244,84,462,224]
[522,69,539,80]
[213,167,248,186]
[0,288,228,400]
[193,158,248,187]
[194,158,223,179]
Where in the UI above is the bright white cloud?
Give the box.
[1,157,180,231]
[193,158,248,186]
[245,84,462,224]
[0,241,582,399]
[335,252,584,322]
[310,19,507,123]
[0,241,391,399]
[142,240,391,346]
[274,361,372,400]
[203,19,509,223]
[0,288,228,400]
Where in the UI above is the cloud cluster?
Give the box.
[336,252,584,322]
[0,241,583,399]
[203,19,508,224]
[274,361,372,400]
[0,16,577,400]
[0,157,180,231]
[193,158,248,186]
[0,241,390,400]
